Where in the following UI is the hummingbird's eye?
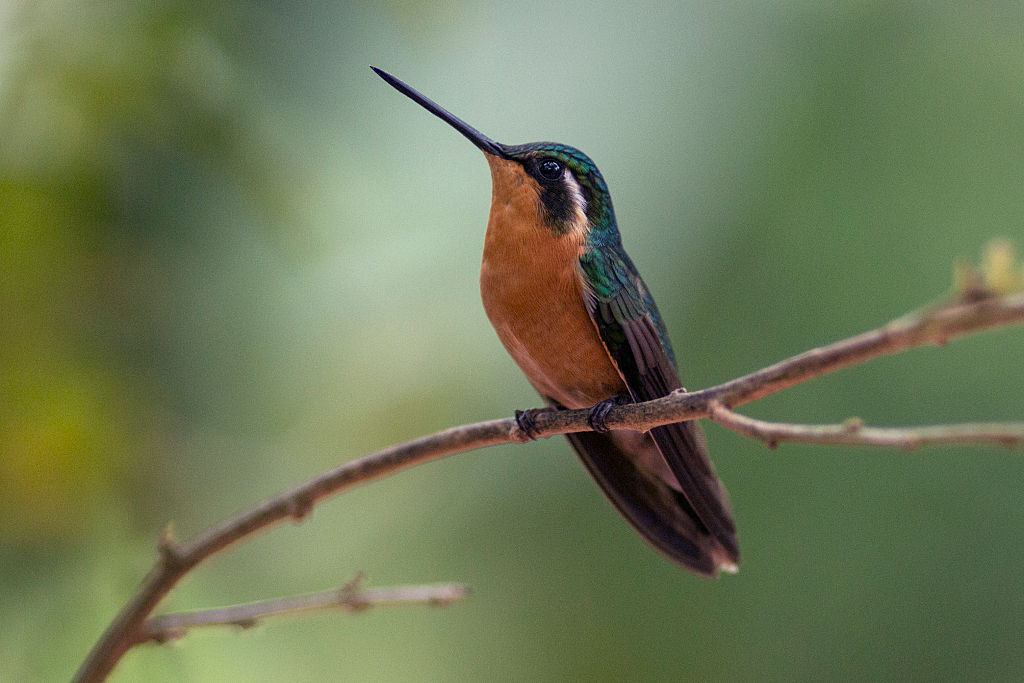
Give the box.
[538,159,563,180]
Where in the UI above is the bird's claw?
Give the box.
[587,394,630,434]
[514,408,547,441]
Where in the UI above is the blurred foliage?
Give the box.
[0,0,287,542]
[1,1,1023,681]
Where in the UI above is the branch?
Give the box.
[73,290,1024,683]
[551,291,1024,436]
[139,575,469,644]
[707,401,1024,450]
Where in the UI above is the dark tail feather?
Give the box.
[649,420,740,561]
[566,430,738,577]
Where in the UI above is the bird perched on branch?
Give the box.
[373,67,738,577]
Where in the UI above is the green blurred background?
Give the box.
[3,1,1023,680]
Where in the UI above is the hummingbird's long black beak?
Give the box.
[371,67,508,158]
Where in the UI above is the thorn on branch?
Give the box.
[842,417,864,433]
[339,572,365,601]
[148,629,183,645]
[286,493,315,522]
[157,524,187,571]
[339,572,372,611]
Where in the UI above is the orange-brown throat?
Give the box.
[482,154,586,278]
[484,155,546,233]
[485,154,590,238]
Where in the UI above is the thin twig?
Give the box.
[74,420,512,683]
[73,291,1024,683]
[139,576,470,644]
[707,401,1024,450]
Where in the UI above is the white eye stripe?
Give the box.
[561,168,588,222]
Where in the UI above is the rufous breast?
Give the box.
[478,155,625,409]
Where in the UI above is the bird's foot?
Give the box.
[513,407,554,442]
[587,394,631,434]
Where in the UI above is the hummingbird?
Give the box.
[372,67,739,577]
